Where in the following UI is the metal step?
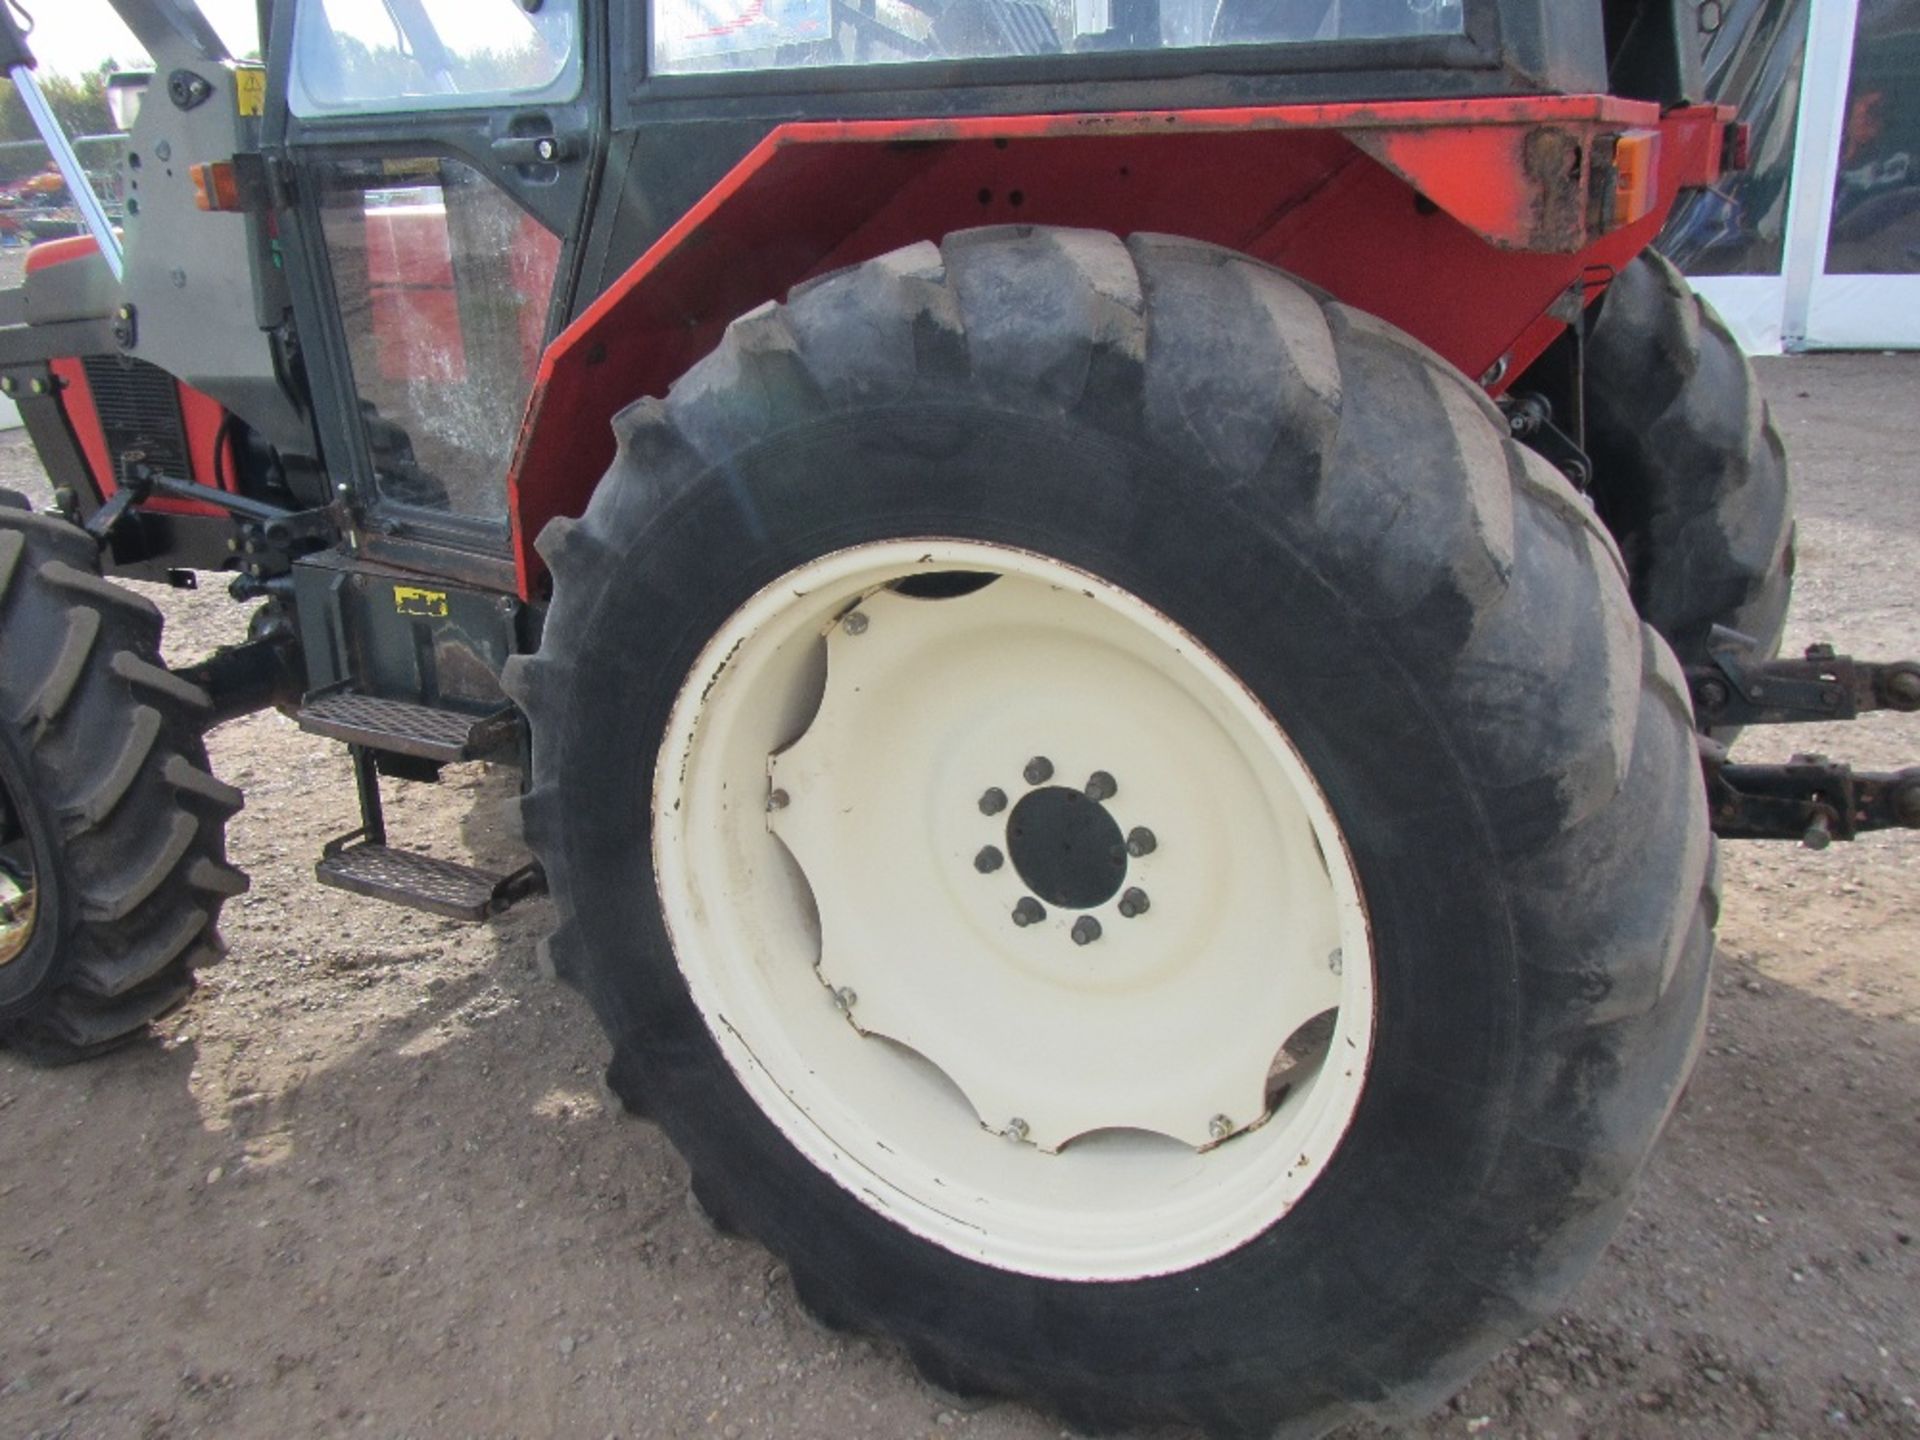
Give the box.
[314,840,542,922]
[297,688,515,763]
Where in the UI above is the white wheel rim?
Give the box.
[0,778,39,969]
[654,540,1375,1281]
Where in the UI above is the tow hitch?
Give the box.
[1690,630,1920,846]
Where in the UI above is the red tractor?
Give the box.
[0,0,1913,1433]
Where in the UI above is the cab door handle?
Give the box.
[491,133,578,165]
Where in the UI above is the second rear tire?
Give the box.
[1586,250,1796,666]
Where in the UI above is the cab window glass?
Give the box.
[651,0,1462,77]
[292,0,580,116]
[317,156,563,521]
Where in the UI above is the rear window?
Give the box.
[651,0,1464,77]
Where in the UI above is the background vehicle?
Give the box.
[0,0,1914,1434]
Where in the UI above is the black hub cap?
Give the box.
[1006,786,1128,910]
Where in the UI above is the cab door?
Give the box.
[266,0,601,584]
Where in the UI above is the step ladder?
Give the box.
[297,689,543,921]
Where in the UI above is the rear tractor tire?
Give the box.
[1585,250,1796,667]
[0,493,247,1064]
[507,228,1715,1437]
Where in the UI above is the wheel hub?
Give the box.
[764,575,1355,1154]
[1004,783,1128,911]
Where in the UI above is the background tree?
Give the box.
[0,65,121,189]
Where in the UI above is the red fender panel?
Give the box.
[506,97,1729,596]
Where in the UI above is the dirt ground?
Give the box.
[0,353,1915,1440]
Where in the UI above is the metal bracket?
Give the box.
[1689,631,1920,729]
[1703,739,1920,847]
[1500,392,1592,491]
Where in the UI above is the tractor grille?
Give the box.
[79,355,192,485]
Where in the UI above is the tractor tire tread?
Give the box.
[1586,250,1794,665]
[0,493,243,1062]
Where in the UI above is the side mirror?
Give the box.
[106,71,152,132]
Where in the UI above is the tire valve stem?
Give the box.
[1013,896,1046,928]
[1117,887,1150,919]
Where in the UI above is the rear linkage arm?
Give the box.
[1689,630,1920,847]
[1702,743,1920,849]
[1689,635,1920,728]
[85,453,338,595]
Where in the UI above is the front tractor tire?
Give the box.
[0,495,246,1063]
[507,229,1715,1437]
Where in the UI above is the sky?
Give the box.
[11,0,261,76]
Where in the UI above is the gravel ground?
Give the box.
[0,353,1915,1440]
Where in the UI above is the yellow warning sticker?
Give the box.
[233,66,266,118]
[394,585,449,618]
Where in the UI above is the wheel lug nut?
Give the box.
[841,611,869,636]
[1024,756,1054,785]
[766,788,790,812]
[1126,826,1157,857]
[1208,1114,1234,1141]
[1117,887,1150,918]
[1005,1118,1031,1143]
[1012,897,1046,927]
[1085,770,1117,802]
[979,787,1008,816]
[831,986,858,1013]
[975,846,1004,874]
[1071,916,1102,946]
